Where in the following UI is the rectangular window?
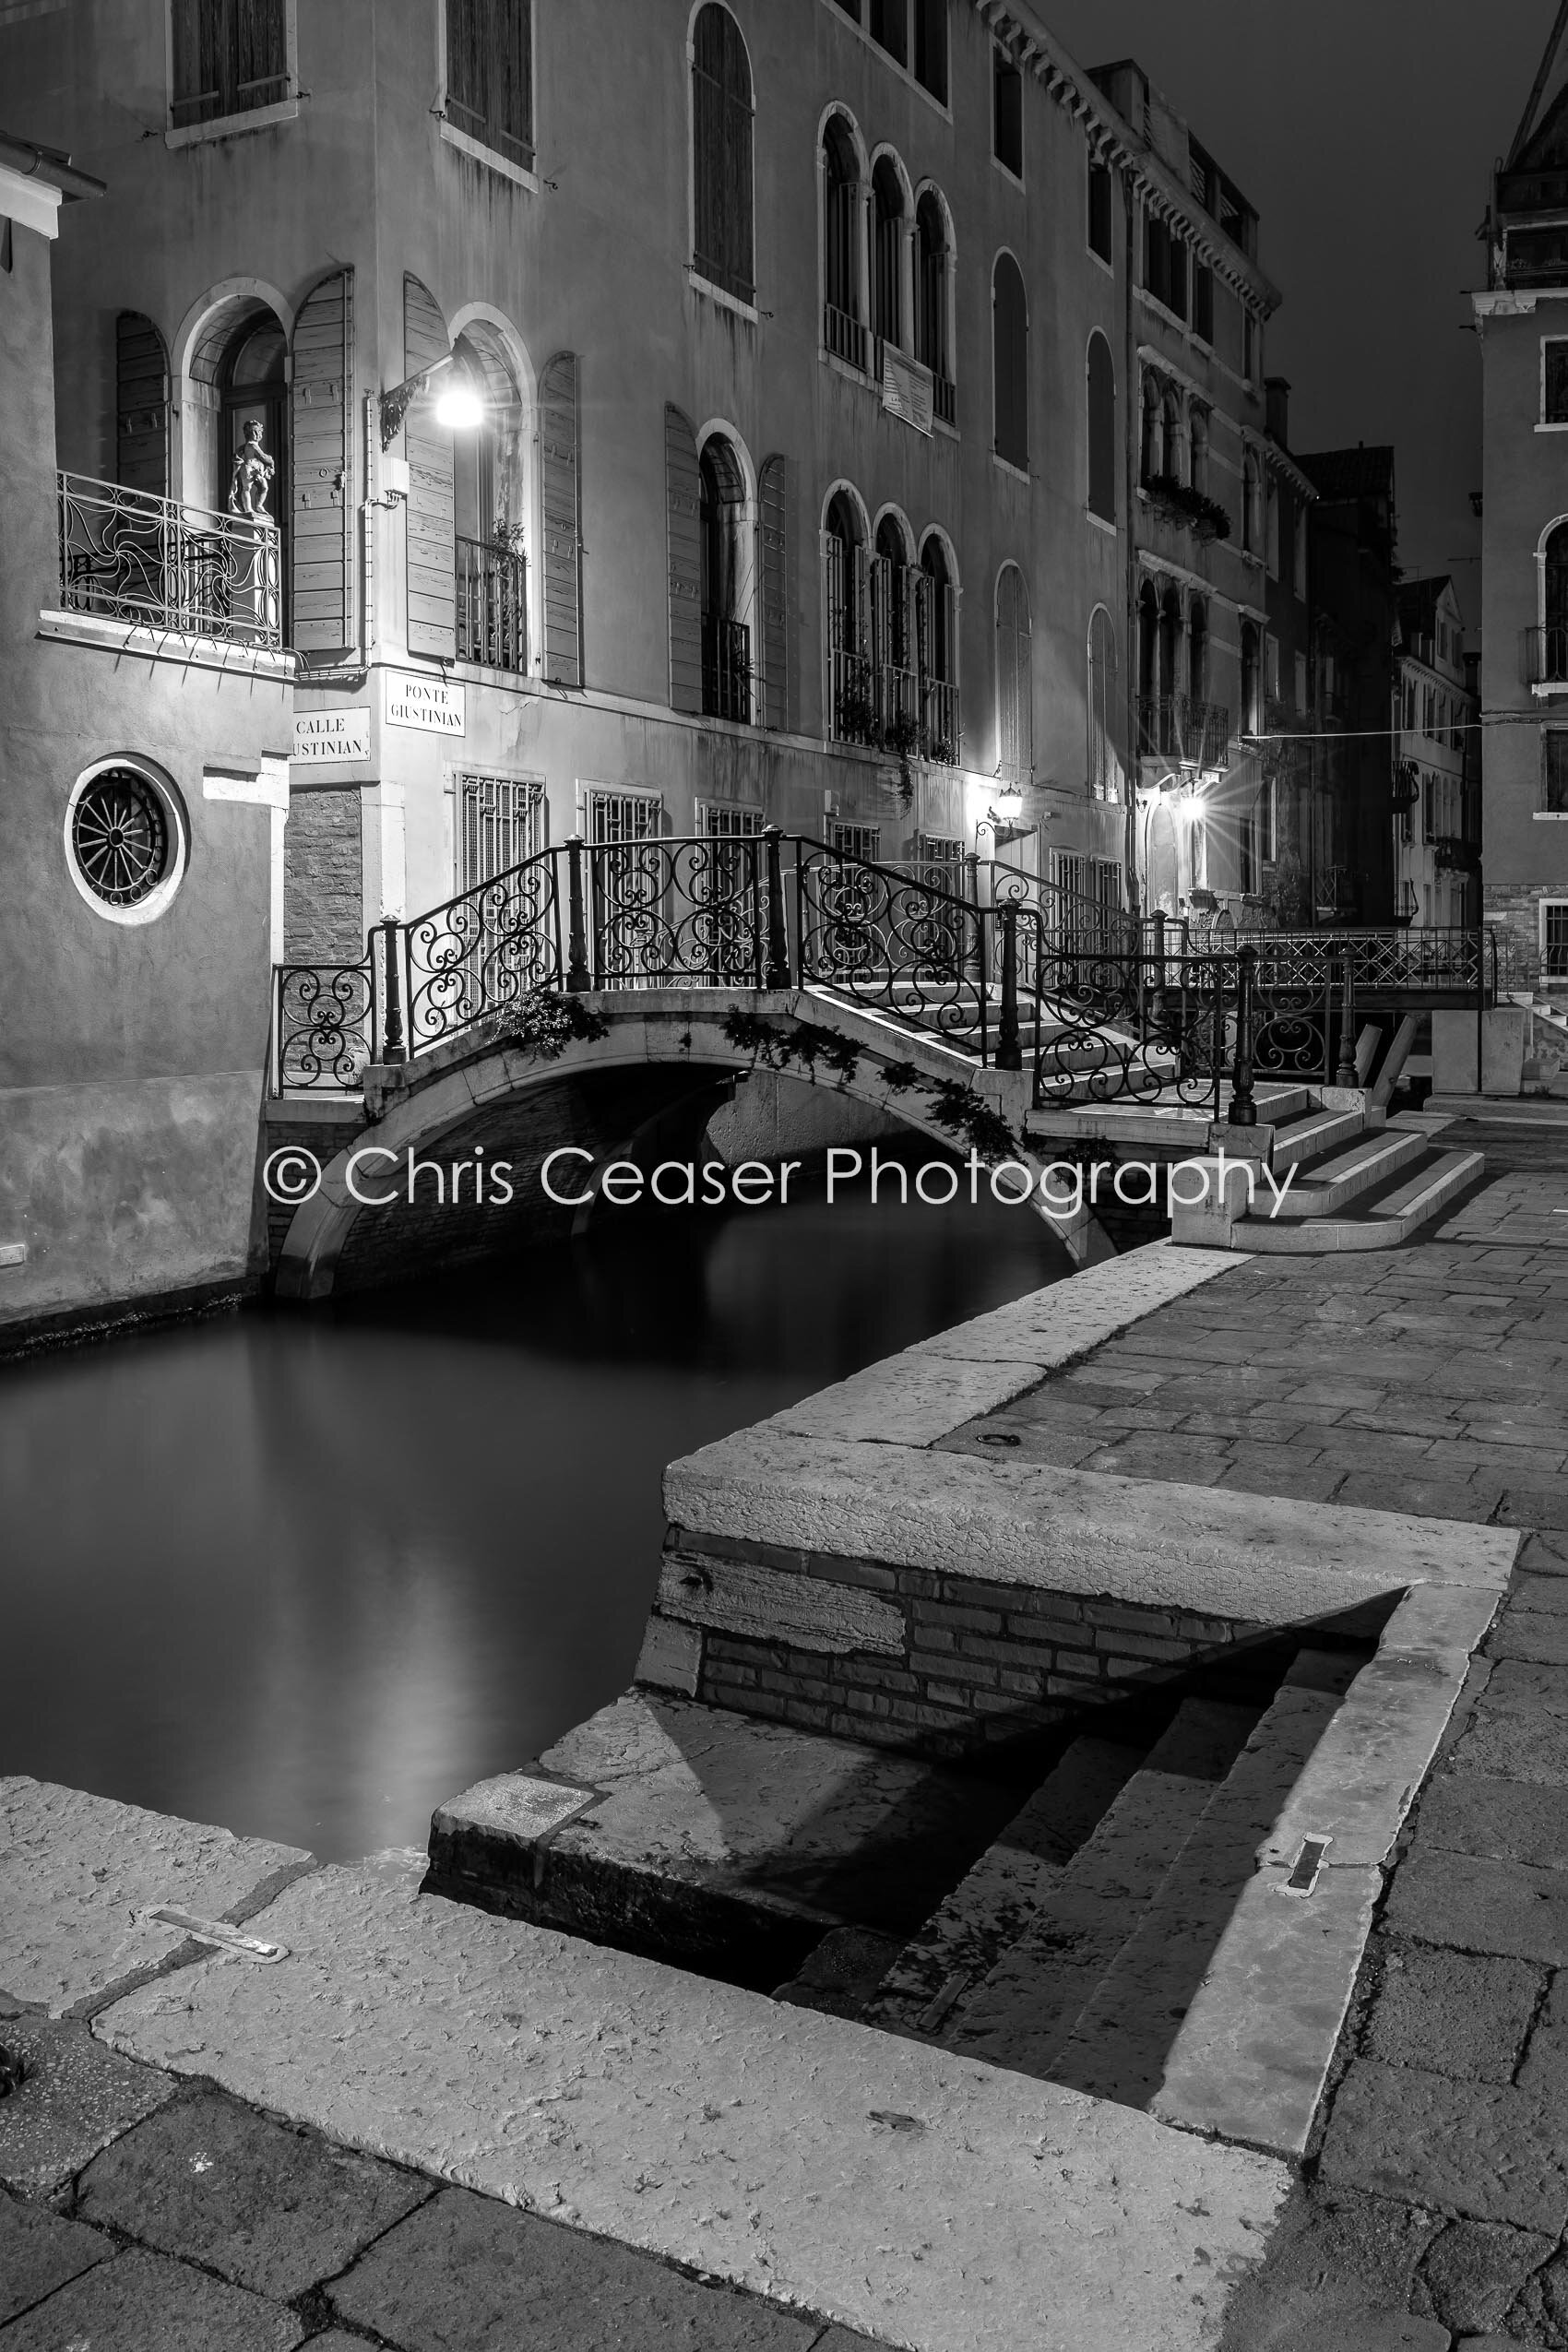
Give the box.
[446,0,534,171]
[1087,159,1113,263]
[1265,633,1280,700]
[1545,731,1568,812]
[913,0,947,101]
[829,821,883,862]
[1259,778,1277,864]
[170,0,289,128]
[1193,262,1214,342]
[1243,312,1258,383]
[993,46,1023,178]
[1547,339,1568,423]
[457,773,544,891]
[1545,901,1568,979]
[1293,506,1308,599]
[697,801,764,837]
[1294,651,1308,712]
[1265,479,1280,577]
[869,0,907,65]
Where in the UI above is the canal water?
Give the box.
[0,1158,1067,1862]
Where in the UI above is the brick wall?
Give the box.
[1485,880,1545,991]
[286,786,364,964]
[650,1531,1358,1762]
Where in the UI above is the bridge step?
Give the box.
[1268,1106,1365,1172]
[1265,1128,1427,1218]
[1235,1146,1487,1253]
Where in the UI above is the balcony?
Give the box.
[921,676,960,766]
[824,303,868,372]
[702,614,752,724]
[1526,624,1568,689]
[1136,695,1232,769]
[456,535,528,674]
[57,470,281,650]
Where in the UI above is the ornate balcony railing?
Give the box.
[824,303,868,372]
[829,646,877,746]
[1526,624,1568,687]
[1135,695,1231,768]
[456,535,527,674]
[921,676,960,766]
[58,470,281,650]
[702,614,752,724]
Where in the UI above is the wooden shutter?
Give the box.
[692,6,753,302]
[759,453,789,731]
[665,404,702,714]
[539,350,581,685]
[290,268,354,662]
[403,274,456,662]
[992,255,1028,469]
[115,312,170,499]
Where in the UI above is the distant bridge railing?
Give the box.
[270,832,1502,1134]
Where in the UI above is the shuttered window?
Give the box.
[291,269,354,663]
[758,454,790,732]
[446,0,533,169]
[1087,607,1116,802]
[115,312,170,499]
[170,0,288,127]
[402,275,457,663]
[1087,331,1115,523]
[992,254,1028,470]
[539,350,582,686]
[458,773,543,888]
[995,564,1032,787]
[665,406,704,714]
[692,4,754,304]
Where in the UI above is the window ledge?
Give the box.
[437,116,538,191]
[992,451,1030,485]
[687,267,759,325]
[992,155,1024,191]
[38,607,298,680]
[166,95,299,148]
[821,346,873,391]
[1084,507,1118,538]
[1536,420,1568,434]
[1532,681,1568,699]
[1087,244,1115,279]
[1533,810,1568,819]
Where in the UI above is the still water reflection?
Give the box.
[0,1165,1066,1860]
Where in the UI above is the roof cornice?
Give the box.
[969,0,1281,317]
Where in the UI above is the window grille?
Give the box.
[697,802,764,837]
[446,0,533,170]
[170,0,288,128]
[1546,902,1568,980]
[1546,731,1568,814]
[692,5,754,303]
[458,774,543,890]
[828,822,882,862]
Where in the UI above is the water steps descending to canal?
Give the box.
[0,1150,1066,1861]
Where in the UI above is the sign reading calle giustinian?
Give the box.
[385,671,466,736]
[291,707,372,766]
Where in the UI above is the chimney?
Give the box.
[1265,375,1290,447]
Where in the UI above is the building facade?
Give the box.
[1477,0,1568,985]
[2,0,1296,970]
[1394,576,1480,930]
[0,132,290,1338]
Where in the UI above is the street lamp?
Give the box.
[377,352,484,450]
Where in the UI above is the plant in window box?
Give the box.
[1188,886,1218,912]
[835,678,877,746]
[1143,471,1233,542]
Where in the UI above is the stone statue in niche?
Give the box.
[228,421,277,521]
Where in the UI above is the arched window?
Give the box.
[692,6,754,303]
[1242,451,1262,553]
[1241,621,1261,734]
[823,116,865,368]
[451,323,529,675]
[1161,387,1184,486]
[992,253,1028,470]
[918,532,958,764]
[915,190,953,412]
[871,513,914,735]
[872,157,905,356]
[700,433,752,720]
[825,489,870,742]
[1087,331,1115,522]
[1190,407,1210,497]
[1088,607,1117,800]
[1188,598,1207,704]
[1141,372,1162,485]
[1135,578,1159,754]
[1159,586,1182,713]
[1547,522,1568,650]
[995,562,1032,783]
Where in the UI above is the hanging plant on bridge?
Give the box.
[502,990,612,1063]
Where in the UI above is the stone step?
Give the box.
[1264,1128,1427,1217]
[936,1698,1261,2077]
[1268,1106,1366,1172]
[1047,1650,1357,2107]
[857,1734,1146,2039]
[1237,1146,1487,1254]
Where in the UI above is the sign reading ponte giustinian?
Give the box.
[385,672,466,737]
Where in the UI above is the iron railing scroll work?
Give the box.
[58,471,281,650]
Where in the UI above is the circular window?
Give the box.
[64,760,187,926]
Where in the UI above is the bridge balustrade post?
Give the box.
[1227,946,1257,1127]
[763,825,790,991]
[564,836,590,994]
[996,903,1023,1073]
[1146,909,1168,1034]
[1335,944,1359,1088]
[380,917,406,1064]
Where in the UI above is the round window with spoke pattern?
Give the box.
[64,760,186,925]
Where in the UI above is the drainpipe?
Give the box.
[1123,160,1141,924]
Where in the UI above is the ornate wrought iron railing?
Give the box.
[58,470,282,650]
[456,535,527,674]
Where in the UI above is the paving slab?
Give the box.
[1414,1773,1568,1871]
[1382,1847,1568,1966]
[72,2087,434,2300]
[0,1777,313,2017]
[1416,2216,1558,2338]
[91,1862,1293,2352]
[0,2244,304,2350]
[327,2182,819,2350]
[1318,2060,1568,2234]
[0,2014,176,2196]
[0,2195,112,2327]
[1362,1945,1543,2084]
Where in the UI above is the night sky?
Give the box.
[1042,1,1550,629]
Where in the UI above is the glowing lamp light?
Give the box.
[434,378,484,432]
